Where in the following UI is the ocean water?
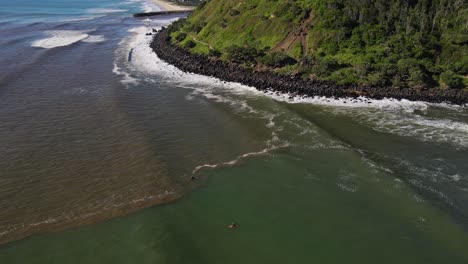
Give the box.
[1,0,468,263]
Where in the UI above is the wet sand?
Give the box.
[152,0,195,11]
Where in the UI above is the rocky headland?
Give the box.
[151,28,468,105]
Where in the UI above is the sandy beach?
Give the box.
[152,0,195,11]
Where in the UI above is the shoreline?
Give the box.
[151,0,195,11]
[150,27,468,106]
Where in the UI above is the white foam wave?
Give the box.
[113,25,164,86]
[350,109,468,148]
[31,30,92,49]
[336,169,360,192]
[449,174,462,182]
[82,35,106,43]
[87,8,128,14]
[119,25,261,97]
[400,158,466,184]
[31,30,107,49]
[267,92,434,112]
[58,16,103,22]
[269,94,467,148]
[29,218,58,227]
[113,63,139,84]
[0,190,176,241]
[192,143,288,174]
[336,183,358,193]
[409,179,454,206]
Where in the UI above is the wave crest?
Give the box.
[31,30,106,49]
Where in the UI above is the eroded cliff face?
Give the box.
[169,0,467,89]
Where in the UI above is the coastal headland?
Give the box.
[151,27,468,105]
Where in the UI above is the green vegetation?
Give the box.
[168,0,201,6]
[225,45,266,64]
[259,52,297,67]
[170,0,467,89]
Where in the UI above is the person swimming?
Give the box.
[227,222,238,229]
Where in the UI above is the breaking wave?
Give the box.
[31,30,106,49]
[31,30,91,49]
[82,35,106,43]
[86,8,128,14]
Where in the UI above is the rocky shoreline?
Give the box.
[150,28,467,105]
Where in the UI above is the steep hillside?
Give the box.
[168,0,467,89]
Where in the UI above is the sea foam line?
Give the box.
[31,30,106,49]
[192,143,289,174]
[86,8,128,14]
[0,190,176,242]
[31,30,91,49]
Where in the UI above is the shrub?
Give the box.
[440,70,464,89]
[449,60,468,75]
[220,19,228,28]
[395,58,431,87]
[408,67,428,87]
[367,71,389,86]
[167,18,186,33]
[328,68,358,84]
[226,45,263,64]
[306,56,339,77]
[209,49,221,58]
[186,23,203,33]
[175,32,187,42]
[193,25,203,33]
[197,0,207,10]
[184,40,196,49]
[259,52,297,67]
[229,8,240,16]
[290,42,303,59]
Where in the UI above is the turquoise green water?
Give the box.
[1,146,468,263]
[1,94,468,262]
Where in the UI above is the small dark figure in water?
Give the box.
[227,222,238,229]
[190,176,198,180]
